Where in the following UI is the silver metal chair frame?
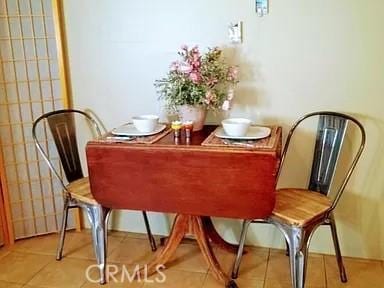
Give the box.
[231,111,366,288]
[32,109,157,284]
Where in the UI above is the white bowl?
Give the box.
[221,118,251,137]
[132,115,159,133]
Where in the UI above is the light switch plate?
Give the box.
[256,0,268,17]
[228,21,242,43]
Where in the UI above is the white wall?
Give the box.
[63,0,384,260]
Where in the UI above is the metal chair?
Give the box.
[32,109,157,283]
[231,111,366,288]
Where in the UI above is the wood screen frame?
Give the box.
[0,140,14,245]
[52,0,82,230]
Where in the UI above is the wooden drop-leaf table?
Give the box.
[86,125,281,287]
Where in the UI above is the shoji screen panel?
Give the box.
[0,0,74,240]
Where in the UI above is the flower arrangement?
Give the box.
[155,45,239,112]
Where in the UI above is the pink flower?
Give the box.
[227,66,239,81]
[191,59,201,68]
[179,63,192,73]
[207,78,218,87]
[189,71,201,83]
[222,100,230,111]
[181,44,188,50]
[191,46,199,54]
[204,90,216,104]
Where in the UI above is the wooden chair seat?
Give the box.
[66,177,98,205]
[271,188,332,227]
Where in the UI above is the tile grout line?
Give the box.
[0,279,26,287]
[322,254,328,288]
[262,248,271,288]
[79,271,89,288]
[0,250,53,286]
[0,249,11,261]
[21,250,54,287]
[201,270,210,288]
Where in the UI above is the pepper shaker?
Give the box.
[183,121,194,139]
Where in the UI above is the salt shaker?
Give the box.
[171,120,182,138]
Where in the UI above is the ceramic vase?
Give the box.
[177,105,207,131]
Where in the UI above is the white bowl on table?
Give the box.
[221,118,252,137]
[132,115,159,133]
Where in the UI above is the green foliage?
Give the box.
[155,46,238,112]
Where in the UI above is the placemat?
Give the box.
[201,126,278,149]
[100,126,172,144]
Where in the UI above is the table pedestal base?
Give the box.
[140,214,238,288]
[159,216,239,254]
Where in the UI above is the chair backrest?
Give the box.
[278,111,365,211]
[32,109,102,191]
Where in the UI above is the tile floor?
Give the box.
[0,230,383,288]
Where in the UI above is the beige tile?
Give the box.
[304,253,326,287]
[203,274,263,288]
[167,243,209,273]
[108,230,131,238]
[71,229,126,238]
[0,252,51,283]
[210,246,269,280]
[0,280,23,288]
[82,281,143,288]
[264,279,291,288]
[27,258,95,288]
[65,233,124,260]
[109,237,155,265]
[0,246,11,260]
[142,269,206,288]
[81,264,144,287]
[125,232,161,241]
[66,229,126,240]
[265,249,325,288]
[325,255,384,288]
[12,233,60,255]
[12,230,125,259]
[264,279,324,288]
[2,232,384,288]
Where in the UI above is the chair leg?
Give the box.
[56,196,70,261]
[285,239,290,256]
[287,227,308,288]
[328,214,347,283]
[86,205,111,285]
[231,219,252,279]
[271,220,318,288]
[142,211,157,251]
